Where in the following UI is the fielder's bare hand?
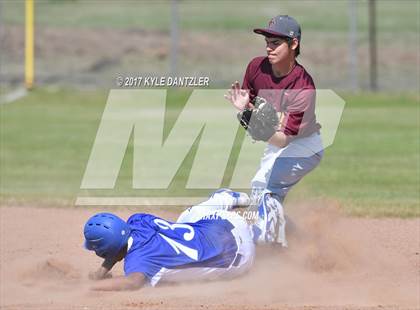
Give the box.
[224,81,251,111]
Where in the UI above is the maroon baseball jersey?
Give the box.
[242,56,321,141]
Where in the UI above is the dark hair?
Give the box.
[285,37,300,57]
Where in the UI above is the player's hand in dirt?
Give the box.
[224,81,251,111]
[89,267,112,281]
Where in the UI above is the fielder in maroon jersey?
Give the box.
[225,16,324,245]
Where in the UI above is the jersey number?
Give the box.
[154,219,198,261]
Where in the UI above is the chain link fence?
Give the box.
[1,0,419,91]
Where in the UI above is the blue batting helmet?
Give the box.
[83,213,131,260]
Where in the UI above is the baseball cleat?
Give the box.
[255,192,287,246]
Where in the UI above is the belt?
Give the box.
[232,253,243,267]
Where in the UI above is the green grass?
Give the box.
[1,88,419,217]
[3,0,419,33]
[287,93,419,217]
[0,89,107,200]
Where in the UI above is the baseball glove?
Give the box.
[237,96,279,141]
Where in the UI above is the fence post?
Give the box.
[348,0,359,91]
[25,0,34,90]
[368,0,377,91]
[170,0,179,78]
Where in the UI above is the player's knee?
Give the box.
[176,207,193,223]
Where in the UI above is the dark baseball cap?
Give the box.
[254,15,301,41]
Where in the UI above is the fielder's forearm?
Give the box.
[267,131,288,148]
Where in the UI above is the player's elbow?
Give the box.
[125,272,146,290]
[126,280,143,291]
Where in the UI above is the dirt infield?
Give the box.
[0,205,419,310]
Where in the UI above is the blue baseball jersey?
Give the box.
[123,213,239,285]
